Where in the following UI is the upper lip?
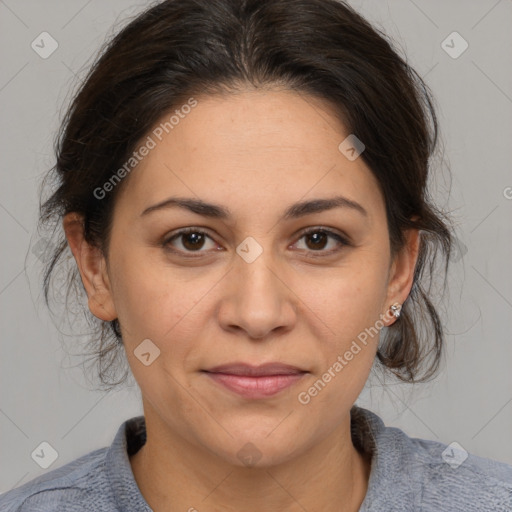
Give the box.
[204,362,307,376]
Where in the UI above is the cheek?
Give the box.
[310,253,389,328]
[296,254,388,386]
[107,249,183,344]
[109,250,220,371]
[295,276,382,417]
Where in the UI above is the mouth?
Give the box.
[201,362,308,399]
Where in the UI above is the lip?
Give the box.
[205,362,306,376]
[203,362,308,399]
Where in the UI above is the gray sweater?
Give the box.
[1,405,511,511]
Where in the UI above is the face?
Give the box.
[65,88,419,468]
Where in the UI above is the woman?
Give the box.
[2,0,511,510]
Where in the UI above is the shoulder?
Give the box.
[0,415,149,512]
[0,448,116,511]
[407,435,512,511]
[353,406,512,512]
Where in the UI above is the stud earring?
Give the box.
[390,302,402,319]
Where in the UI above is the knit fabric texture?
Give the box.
[1,405,511,511]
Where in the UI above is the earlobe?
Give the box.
[62,212,117,322]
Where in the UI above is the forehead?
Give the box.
[117,89,384,223]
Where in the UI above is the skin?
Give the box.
[63,88,420,512]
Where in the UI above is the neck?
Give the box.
[130,407,371,512]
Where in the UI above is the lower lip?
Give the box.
[204,372,306,399]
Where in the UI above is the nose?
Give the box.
[216,250,298,340]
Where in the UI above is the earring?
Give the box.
[390,302,402,319]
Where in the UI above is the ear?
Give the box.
[62,212,117,322]
[383,225,421,326]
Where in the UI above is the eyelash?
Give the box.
[161,226,351,258]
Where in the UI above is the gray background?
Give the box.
[1,0,511,494]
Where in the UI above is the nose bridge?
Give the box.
[236,239,282,310]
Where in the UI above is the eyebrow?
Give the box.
[141,195,368,220]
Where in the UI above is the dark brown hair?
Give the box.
[38,0,454,391]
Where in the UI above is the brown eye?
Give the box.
[180,231,206,251]
[163,228,218,255]
[304,231,329,250]
[294,228,349,255]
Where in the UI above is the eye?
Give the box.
[162,226,350,258]
[162,227,220,255]
[292,227,349,255]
